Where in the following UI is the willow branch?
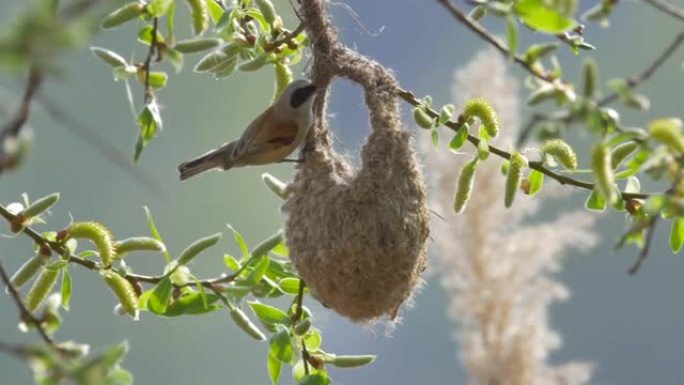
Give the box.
[396,88,651,201]
[517,29,684,145]
[0,68,42,144]
[0,258,56,347]
[627,216,658,275]
[436,0,554,82]
[598,29,684,106]
[142,17,159,104]
[0,204,244,289]
[642,0,684,21]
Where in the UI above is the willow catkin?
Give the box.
[505,152,528,208]
[62,222,115,267]
[541,139,577,170]
[453,158,478,213]
[25,268,60,312]
[590,142,616,203]
[463,98,499,137]
[185,0,209,35]
[102,271,139,319]
[10,254,48,289]
[649,118,684,154]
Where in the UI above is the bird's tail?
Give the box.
[178,145,232,181]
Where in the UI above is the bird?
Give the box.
[177,79,317,181]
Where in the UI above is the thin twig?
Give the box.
[627,216,658,275]
[0,68,42,144]
[143,18,159,104]
[0,340,33,359]
[642,0,684,21]
[517,29,684,145]
[0,258,56,347]
[598,29,684,106]
[0,205,242,288]
[396,88,651,201]
[294,279,310,375]
[269,23,306,50]
[437,0,554,82]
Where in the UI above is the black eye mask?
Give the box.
[289,85,317,109]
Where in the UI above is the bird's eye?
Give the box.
[290,85,317,109]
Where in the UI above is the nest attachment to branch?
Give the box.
[283,0,429,322]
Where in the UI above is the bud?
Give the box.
[413,107,434,129]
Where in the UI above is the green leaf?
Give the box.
[252,231,284,258]
[514,0,576,34]
[207,0,224,23]
[60,268,71,310]
[174,37,222,53]
[243,256,269,286]
[143,206,171,263]
[522,42,560,63]
[438,104,455,125]
[585,188,606,212]
[148,276,173,314]
[506,16,518,57]
[137,25,164,45]
[271,242,289,258]
[278,277,301,295]
[90,47,128,67]
[163,292,221,316]
[134,101,162,162]
[147,72,168,89]
[191,274,209,309]
[269,327,294,363]
[268,351,282,385]
[227,224,250,260]
[304,328,322,351]
[249,301,292,325]
[527,169,543,196]
[297,374,331,385]
[448,125,469,152]
[147,0,173,17]
[430,129,439,149]
[670,217,684,253]
[178,233,222,265]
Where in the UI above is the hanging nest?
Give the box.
[282,0,429,322]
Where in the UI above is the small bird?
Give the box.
[178,79,317,181]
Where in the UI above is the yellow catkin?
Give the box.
[463,98,499,138]
[25,268,60,312]
[649,118,684,154]
[541,139,577,170]
[590,142,616,203]
[505,152,528,208]
[102,271,139,319]
[64,222,115,267]
[453,158,478,214]
[185,0,209,35]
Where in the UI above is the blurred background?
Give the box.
[1,0,684,384]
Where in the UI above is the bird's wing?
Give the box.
[241,107,299,156]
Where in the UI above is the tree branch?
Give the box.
[627,216,658,275]
[0,68,42,145]
[642,0,684,22]
[0,204,243,289]
[0,258,56,347]
[517,29,684,145]
[396,88,651,201]
[436,0,554,82]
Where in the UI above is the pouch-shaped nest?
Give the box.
[283,4,430,321]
